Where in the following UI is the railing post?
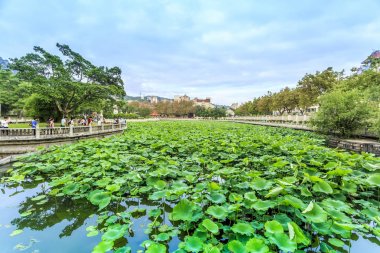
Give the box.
[112,124,115,130]
[101,123,104,131]
[89,125,93,134]
[35,126,40,139]
[70,125,74,137]
[119,122,122,129]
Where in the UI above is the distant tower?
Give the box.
[140,92,144,100]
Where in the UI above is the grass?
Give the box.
[9,123,48,128]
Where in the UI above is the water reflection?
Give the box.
[0,179,379,253]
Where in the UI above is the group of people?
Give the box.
[1,115,121,130]
[45,116,97,128]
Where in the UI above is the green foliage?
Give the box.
[297,67,340,109]
[0,70,27,116]
[10,43,125,117]
[195,106,226,118]
[310,89,371,136]
[3,121,380,252]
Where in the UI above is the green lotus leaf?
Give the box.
[244,192,257,202]
[341,181,357,193]
[62,183,80,195]
[149,190,167,200]
[102,224,127,242]
[31,194,47,201]
[321,198,351,212]
[251,178,272,190]
[10,229,23,237]
[192,229,208,241]
[312,221,333,235]
[236,181,251,189]
[153,180,167,190]
[229,193,243,202]
[184,236,203,252]
[362,207,380,219]
[331,222,357,238]
[105,184,120,192]
[328,238,345,247]
[245,238,269,253]
[327,167,352,176]
[207,192,226,204]
[171,199,196,221]
[146,242,166,253]
[231,222,255,236]
[300,187,312,197]
[228,240,246,253]
[281,176,298,184]
[95,178,111,187]
[265,186,284,198]
[281,195,305,209]
[202,219,219,234]
[367,173,380,186]
[88,190,111,210]
[155,232,170,241]
[325,208,351,222]
[114,246,131,253]
[203,244,221,253]
[274,213,292,228]
[287,222,310,246]
[251,200,276,211]
[92,240,114,253]
[87,230,99,237]
[269,233,297,252]
[302,201,327,223]
[265,220,284,234]
[20,211,32,217]
[363,162,380,171]
[206,206,228,220]
[209,181,221,191]
[313,180,333,194]
[148,208,162,217]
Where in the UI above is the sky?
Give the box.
[1,0,380,105]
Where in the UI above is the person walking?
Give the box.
[61,117,66,127]
[30,117,38,135]
[48,117,55,128]
[31,117,38,129]
[87,116,93,126]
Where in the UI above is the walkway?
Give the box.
[0,123,127,160]
[226,119,380,156]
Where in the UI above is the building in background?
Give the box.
[174,95,190,102]
[146,96,158,103]
[193,97,215,109]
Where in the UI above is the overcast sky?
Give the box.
[1,0,380,105]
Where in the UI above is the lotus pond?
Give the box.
[1,121,380,253]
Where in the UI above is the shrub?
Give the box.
[310,89,371,137]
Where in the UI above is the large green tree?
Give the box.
[10,43,126,117]
[297,67,341,110]
[0,69,27,116]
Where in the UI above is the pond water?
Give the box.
[0,178,182,253]
[1,177,379,253]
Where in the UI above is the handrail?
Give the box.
[0,123,127,139]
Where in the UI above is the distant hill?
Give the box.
[0,57,9,69]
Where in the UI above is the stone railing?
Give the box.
[219,115,311,124]
[0,123,127,140]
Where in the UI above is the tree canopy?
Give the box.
[10,43,126,117]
